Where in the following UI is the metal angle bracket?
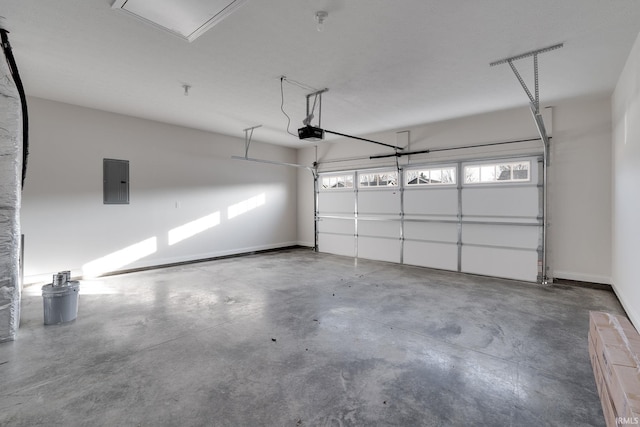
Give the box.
[235,124,316,172]
[299,86,403,151]
[491,43,562,160]
[231,155,315,172]
[243,125,262,158]
[305,88,329,127]
[490,43,563,115]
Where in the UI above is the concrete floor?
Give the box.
[0,248,624,426]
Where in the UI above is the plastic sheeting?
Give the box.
[0,47,22,342]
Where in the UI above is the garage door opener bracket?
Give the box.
[232,124,316,173]
[490,43,563,285]
[490,42,562,160]
[299,88,404,151]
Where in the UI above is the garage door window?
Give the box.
[464,161,530,184]
[405,167,456,186]
[358,171,398,188]
[320,174,354,190]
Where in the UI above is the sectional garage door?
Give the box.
[316,156,543,282]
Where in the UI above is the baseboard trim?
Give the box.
[552,271,612,286]
[552,277,613,291]
[90,245,310,279]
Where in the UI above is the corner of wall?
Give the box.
[611,30,640,330]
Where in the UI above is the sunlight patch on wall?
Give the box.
[227,193,266,220]
[82,237,158,278]
[168,211,221,246]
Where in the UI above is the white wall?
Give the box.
[549,96,612,283]
[296,147,317,248]
[22,97,298,283]
[298,97,613,284]
[612,32,640,328]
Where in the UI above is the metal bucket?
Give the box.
[42,281,80,325]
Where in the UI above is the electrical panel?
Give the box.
[103,158,129,204]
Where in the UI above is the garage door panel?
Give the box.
[462,223,540,249]
[404,241,458,271]
[404,189,458,216]
[404,221,458,243]
[462,186,539,218]
[358,237,401,263]
[318,234,354,257]
[404,215,457,223]
[318,192,354,214]
[358,220,400,239]
[317,157,542,283]
[461,246,538,282]
[317,218,354,235]
[358,190,400,215]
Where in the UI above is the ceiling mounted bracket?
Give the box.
[304,88,329,127]
[490,43,563,115]
[489,42,563,159]
[233,124,315,173]
[243,125,262,158]
[298,88,403,150]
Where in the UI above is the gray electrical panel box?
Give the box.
[103,159,129,204]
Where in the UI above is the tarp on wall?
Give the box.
[0,45,22,342]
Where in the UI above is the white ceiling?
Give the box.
[2,0,640,147]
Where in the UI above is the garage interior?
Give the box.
[1,1,640,426]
